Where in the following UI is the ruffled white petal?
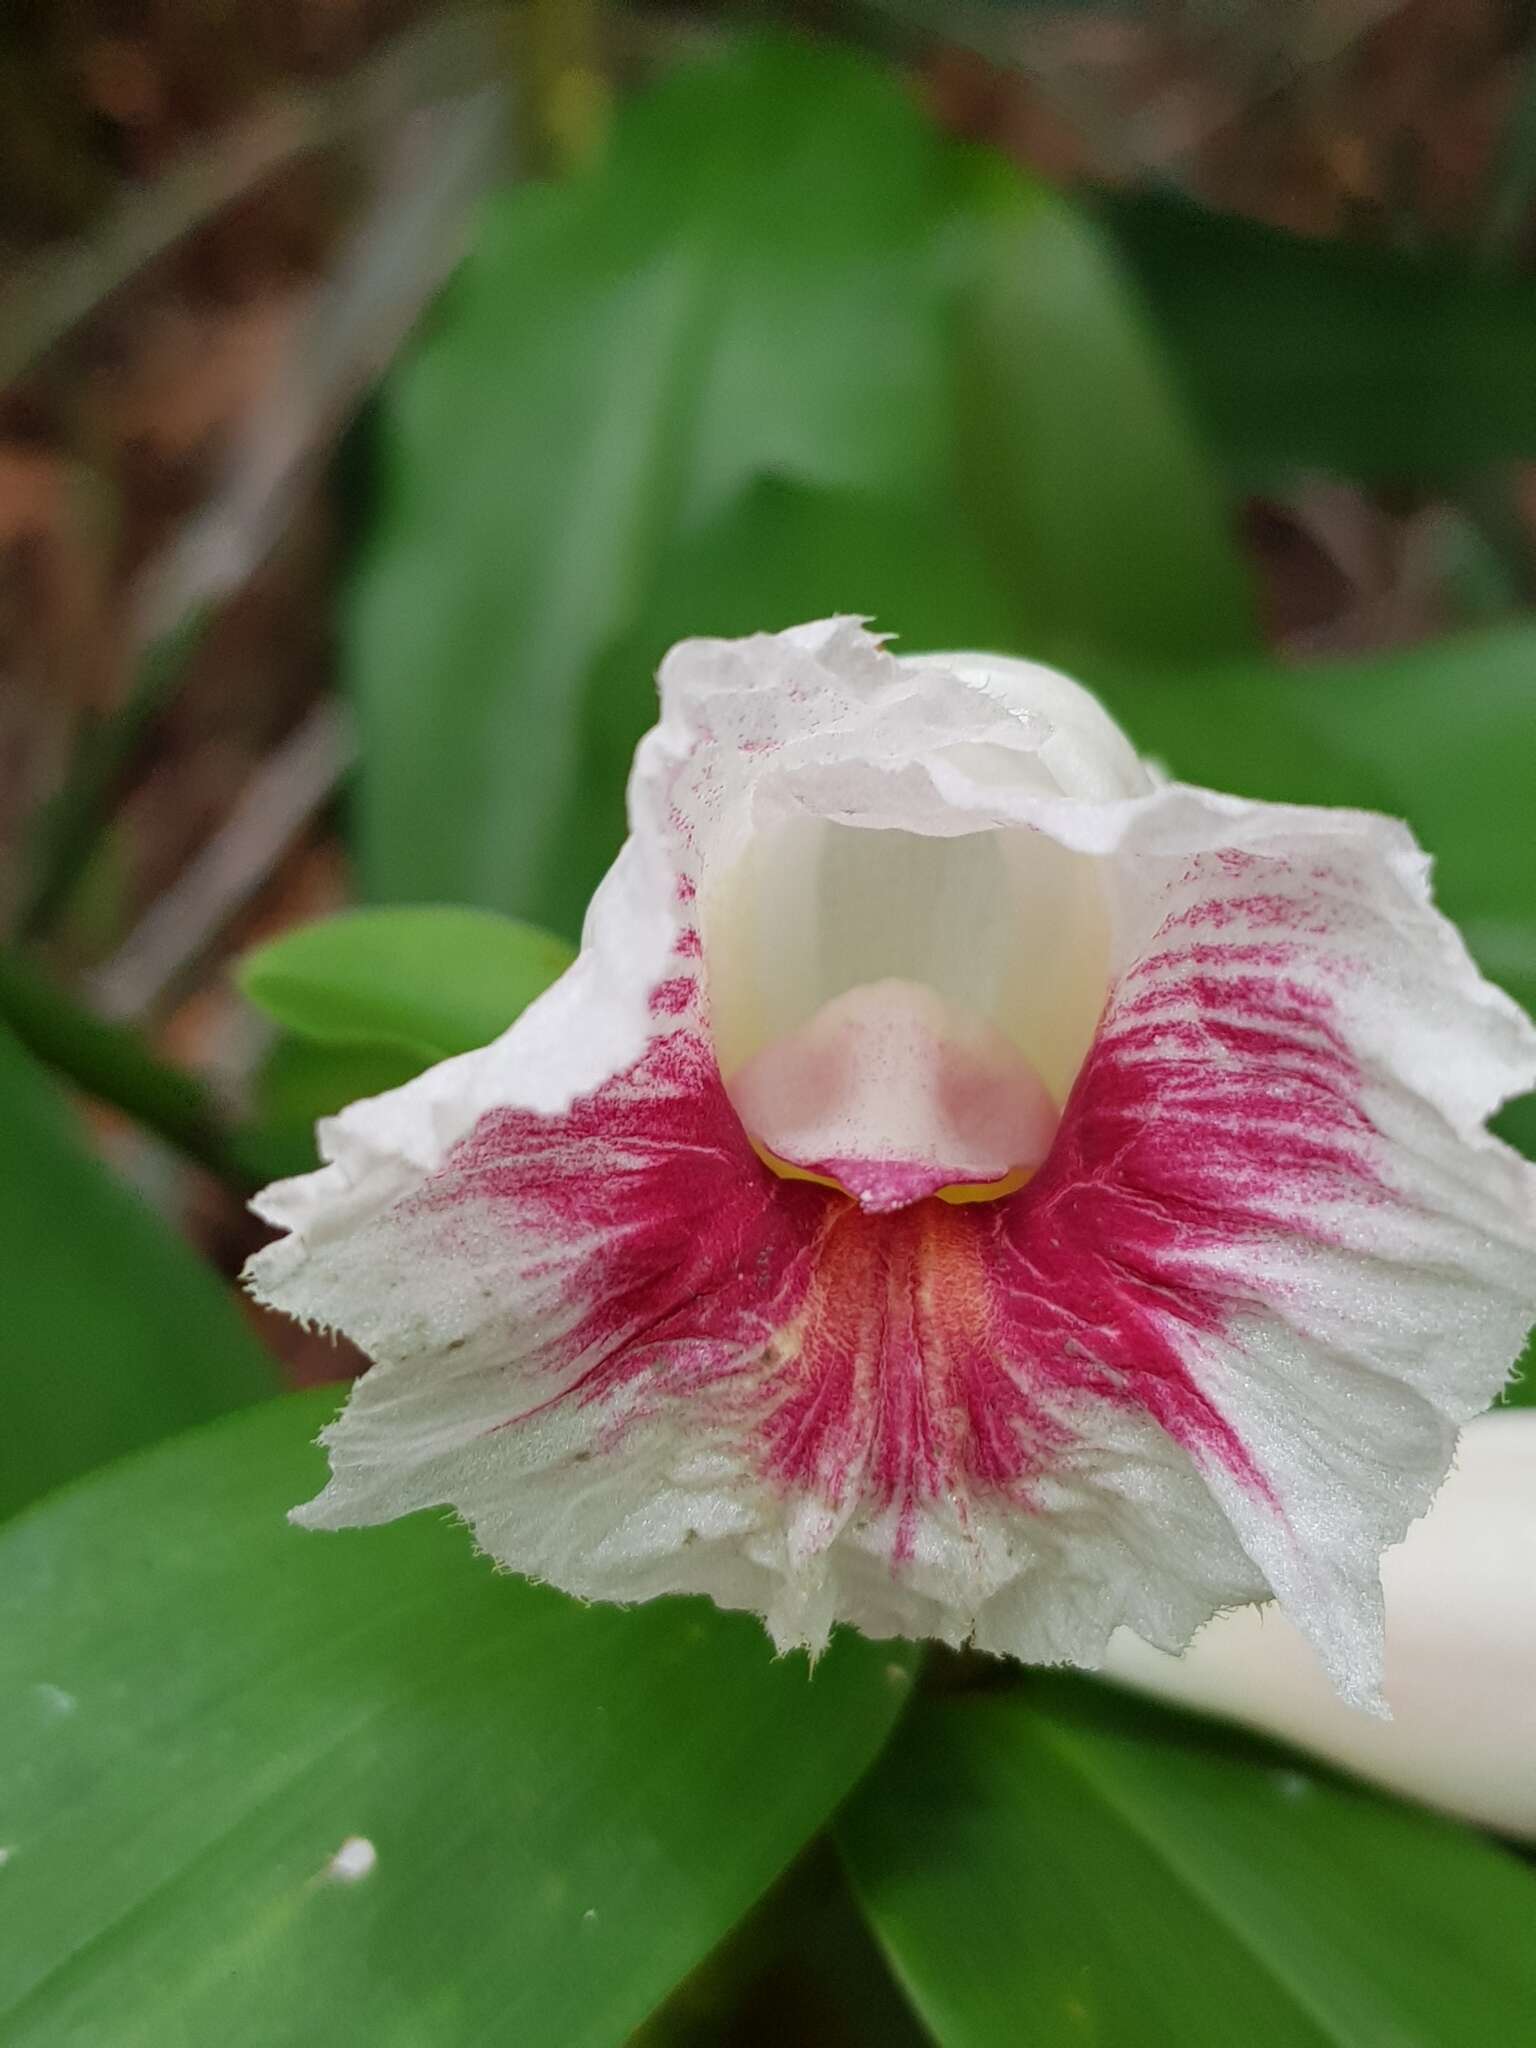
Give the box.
[247,620,1536,1702]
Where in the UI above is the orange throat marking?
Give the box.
[749,1138,1032,1207]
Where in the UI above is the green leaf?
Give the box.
[634,1845,930,2048]
[237,905,575,1062]
[1501,1327,1536,1407]
[236,906,575,1174]
[952,158,1253,668]
[840,1684,1536,2048]
[1105,190,1536,483]
[0,1392,917,2046]
[347,36,953,929]
[0,1019,275,1520]
[244,1035,430,1181]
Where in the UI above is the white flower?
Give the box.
[247,619,1536,1708]
[1105,1408,1536,1834]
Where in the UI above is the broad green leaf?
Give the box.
[347,37,953,928]
[840,1684,1536,2048]
[1104,190,1536,483]
[237,906,575,1062]
[237,907,575,1175]
[635,1845,930,2048]
[0,1019,274,1520]
[0,1392,917,2047]
[951,157,1253,668]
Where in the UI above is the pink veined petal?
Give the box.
[264,821,1534,1700]
[247,622,1536,1701]
[1070,827,1536,1704]
[271,1004,1268,1662]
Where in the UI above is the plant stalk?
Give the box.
[0,946,260,1187]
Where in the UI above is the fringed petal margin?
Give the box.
[249,625,1536,1703]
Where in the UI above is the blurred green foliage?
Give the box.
[951,157,1255,666]
[842,1682,1536,2045]
[1105,189,1536,484]
[348,37,961,923]
[240,906,578,1169]
[237,906,576,1066]
[0,1020,274,1522]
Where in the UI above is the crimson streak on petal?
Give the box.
[408,936,1380,1558]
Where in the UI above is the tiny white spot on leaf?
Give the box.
[324,1835,378,1883]
[34,1684,76,1718]
[0,1846,13,1868]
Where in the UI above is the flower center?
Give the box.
[731,979,1058,1211]
[706,819,1111,1213]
